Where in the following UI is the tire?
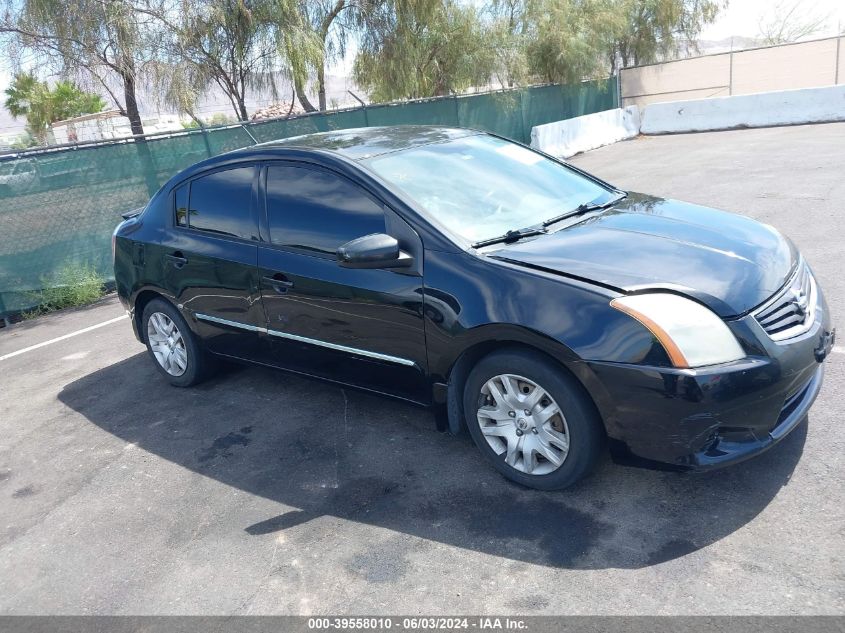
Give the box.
[463,348,604,490]
[141,298,216,387]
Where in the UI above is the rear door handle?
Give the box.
[164,252,187,269]
[263,274,294,293]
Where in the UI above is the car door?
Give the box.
[154,163,264,359]
[255,162,428,403]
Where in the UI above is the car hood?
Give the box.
[490,193,797,317]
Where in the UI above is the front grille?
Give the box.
[753,261,816,341]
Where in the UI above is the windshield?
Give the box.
[364,134,610,243]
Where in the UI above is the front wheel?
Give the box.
[141,298,215,387]
[463,349,604,490]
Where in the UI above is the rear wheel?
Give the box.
[142,298,215,387]
[463,349,603,490]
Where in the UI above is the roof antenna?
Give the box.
[240,122,259,145]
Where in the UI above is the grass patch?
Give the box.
[24,263,106,318]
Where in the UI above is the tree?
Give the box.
[434,0,723,92]
[483,0,530,88]
[4,71,106,144]
[3,72,47,137]
[353,0,496,102]
[181,112,236,128]
[268,0,324,112]
[146,0,321,119]
[11,132,38,149]
[48,80,107,120]
[491,0,723,82]
[151,0,276,122]
[0,0,160,136]
[605,0,722,72]
[523,0,622,84]
[757,0,830,45]
[299,0,355,111]
[152,58,208,127]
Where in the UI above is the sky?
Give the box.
[700,0,845,41]
[2,0,845,136]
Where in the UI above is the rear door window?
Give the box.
[186,166,255,239]
[265,165,385,255]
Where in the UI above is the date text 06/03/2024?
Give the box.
[306,616,528,630]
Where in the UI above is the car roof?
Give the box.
[236,125,480,161]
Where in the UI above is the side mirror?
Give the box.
[336,233,413,269]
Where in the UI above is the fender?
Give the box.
[439,323,616,435]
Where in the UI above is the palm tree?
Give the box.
[4,72,106,145]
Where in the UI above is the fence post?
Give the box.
[616,73,622,108]
[347,90,369,127]
[615,52,623,108]
[729,37,734,96]
[836,35,841,85]
[518,89,528,144]
[137,139,159,197]
[0,293,8,327]
[200,126,213,158]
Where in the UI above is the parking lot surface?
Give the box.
[0,123,843,615]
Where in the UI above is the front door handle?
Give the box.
[263,274,294,293]
[164,252,187,269]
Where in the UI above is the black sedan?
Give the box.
[113,126,835,489]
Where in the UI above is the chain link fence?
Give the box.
[0,78,617,319]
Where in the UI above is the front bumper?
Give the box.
[587,303,834,471]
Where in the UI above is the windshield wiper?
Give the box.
[542,193,627,228]
[471,192,627,249]
[471,227,546,249]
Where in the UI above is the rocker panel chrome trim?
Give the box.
[195,312,416,367]
[195,313,266,333]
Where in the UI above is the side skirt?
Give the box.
[209,351,435,410]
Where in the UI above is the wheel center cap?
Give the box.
[516,418,528,431]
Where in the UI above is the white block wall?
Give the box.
[641,84,845,134]
[530,106,641,158]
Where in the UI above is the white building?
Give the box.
[50,110,184,144]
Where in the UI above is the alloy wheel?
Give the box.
[476,373,570,475]
[147,312,188,377]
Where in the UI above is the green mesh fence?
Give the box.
[0,78,617,318]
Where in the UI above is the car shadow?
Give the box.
[58,352,807,570]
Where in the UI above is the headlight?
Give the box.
[610,293,745,368]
